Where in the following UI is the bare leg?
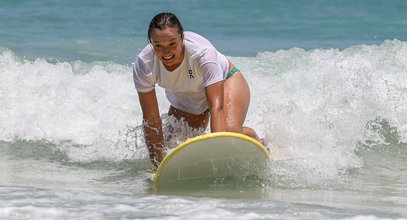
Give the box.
[168,106,210,131]
[224,63,261,142]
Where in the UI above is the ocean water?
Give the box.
[1,0,407,219]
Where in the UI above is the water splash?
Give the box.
[1,40,406,187]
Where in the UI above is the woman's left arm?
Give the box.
[205,81,226,132]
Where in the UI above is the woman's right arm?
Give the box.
[138,89,164,167]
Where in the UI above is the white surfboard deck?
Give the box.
[150,132,271,184]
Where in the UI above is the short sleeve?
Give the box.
[132,56,155,92]
[198,48,225,87]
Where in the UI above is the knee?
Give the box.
[225,125,243,134]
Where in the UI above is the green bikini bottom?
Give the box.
[226,67,240,79]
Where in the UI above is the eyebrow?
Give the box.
[152,38,178,43]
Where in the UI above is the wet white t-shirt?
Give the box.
[133,31,229,115]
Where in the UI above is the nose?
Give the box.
[162,46,170,54]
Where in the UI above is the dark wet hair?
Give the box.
[148,12,184,42]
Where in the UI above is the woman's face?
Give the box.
[149,27,184,70]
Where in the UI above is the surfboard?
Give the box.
[150,132,271,185]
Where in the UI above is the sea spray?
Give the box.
[237,40,407,186]
[1,40,407,186]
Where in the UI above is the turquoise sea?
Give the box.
[1,0,407,219]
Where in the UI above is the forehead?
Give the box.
[150,27,180,42]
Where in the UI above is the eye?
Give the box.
[154,44,161,48]
[169,42,177,47]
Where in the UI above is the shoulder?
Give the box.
[132,45,156,92]
[184,31,214,46]
[134,44,155,67]
[184,31,217,57]
[133,45,156,78]
[184,32,222,67]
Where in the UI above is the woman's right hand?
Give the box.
[138,89,164,167]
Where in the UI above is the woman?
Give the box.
[133,12,261,167]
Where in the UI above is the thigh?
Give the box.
[223,71,250,130]
[168,106,210,130]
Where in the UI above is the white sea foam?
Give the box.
[232,40,407,185]
[1,40,406,184]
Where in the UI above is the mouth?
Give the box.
[162,55,175,62]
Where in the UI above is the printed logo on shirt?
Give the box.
[188,70,194,79]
